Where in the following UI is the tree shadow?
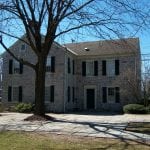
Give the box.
[0,115,150,149]
[50,118,150,147]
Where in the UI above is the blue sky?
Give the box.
[0,0,150,55]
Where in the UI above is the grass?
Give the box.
[0,131,149,150]
[126,122,150,134]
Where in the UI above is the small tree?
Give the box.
[0,0,149,116]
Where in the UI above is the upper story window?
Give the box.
[21,44,26,51]
[46,57,51,72]
[46,56,55,72]
[14,60,20,74]
[82,60,98,76]
[107,60,115,76]
[9,59,23,74]
[86,61,94,76]
[102,59,119,76]
[68,57,71,74]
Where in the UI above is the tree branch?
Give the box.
[0,39,36,70]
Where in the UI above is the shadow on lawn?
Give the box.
[51,119,150,147]
[0,115,150,149]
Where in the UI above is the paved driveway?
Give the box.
[0,113,150,142]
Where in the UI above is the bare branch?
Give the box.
[0,39,36,70]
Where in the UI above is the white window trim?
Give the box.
[85,60,95,77]
[107,86,116,104]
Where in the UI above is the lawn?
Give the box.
[0,131,149,150]
[126,122,150,134]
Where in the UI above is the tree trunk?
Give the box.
[34,57,46,116]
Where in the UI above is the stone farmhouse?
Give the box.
[2,36,141,112]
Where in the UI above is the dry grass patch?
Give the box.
[126,122,150,134]
[0,131,149,150]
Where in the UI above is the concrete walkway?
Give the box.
[0,113,150,142]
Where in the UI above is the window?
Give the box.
[82,61,98,76]
[102,87,120,103]
[67,86,70,102]
[68,58,71,73]
[86,61,94,76]
[45,86,55,102]
[46,56,55,72]
[108,88,115,96]
[102,59,119,76]
[46,57,51,72]
[21,44,26,51]
[45,87,50,101]
[14,60,20,74]
[107,60,115,76]
[12,87,19,101]
[9,59,23,74]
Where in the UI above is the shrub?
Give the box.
[0,103,4,112]
[15,103,34,113]
[123,104,147,114]
[146,106,150,113]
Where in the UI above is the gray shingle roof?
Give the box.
[64,38,140,56]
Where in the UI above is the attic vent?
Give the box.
[84,48,90,51]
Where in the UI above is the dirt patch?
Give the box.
[24,114,55,121]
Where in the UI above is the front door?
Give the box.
[86,89,95,109]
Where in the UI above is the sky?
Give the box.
[0,0,150,56]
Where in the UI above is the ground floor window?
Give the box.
[102,87,120,103]
[45,85,55,102]
[8,86,22,102]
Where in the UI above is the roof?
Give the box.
[64,38,140,56]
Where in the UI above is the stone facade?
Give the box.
[2,37,141,112]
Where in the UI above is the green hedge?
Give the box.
[123,104,148,114]
[0,103,4,112]
[14,103,34,113]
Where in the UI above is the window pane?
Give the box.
[45,87,50,101]
[21,44,26,50]
[13,87,19,101]
[107,60,115,76]
[46,57,51,66]
[86,61,94,76]
[108,88,115,96]
[46,57,51,72]
[14,60,20,73]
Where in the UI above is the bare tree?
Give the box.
[117,68,141,102]
[0,0,149,116]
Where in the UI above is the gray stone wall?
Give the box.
[2,39,66,112]
[75,54,141,111]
